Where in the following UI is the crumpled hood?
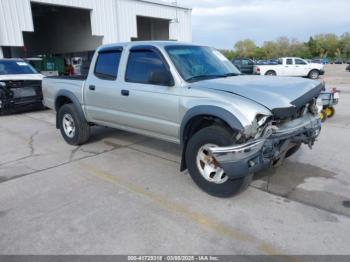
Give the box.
[191,75,323,110]
[0,74,44,81]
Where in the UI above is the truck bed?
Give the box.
[42,76,86,110]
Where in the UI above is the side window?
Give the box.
[286,59,293,65]
[94,51,122,80]
[295,59,307,65]
[125,49,169,85]
[241,60,249,65]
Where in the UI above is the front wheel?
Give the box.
[185,126,251,198]
[58,104,90,145]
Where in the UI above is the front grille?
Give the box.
[3,80,42,99]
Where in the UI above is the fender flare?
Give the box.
[55,90,86,129]
[308,68,320,75]
[179,105,244,171]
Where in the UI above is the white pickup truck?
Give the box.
[254,57,325,79]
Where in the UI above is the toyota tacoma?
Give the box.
[43,42,323,197]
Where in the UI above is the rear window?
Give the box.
[286,59,293,65]
[0,61,37,75]
[94,51,122,80]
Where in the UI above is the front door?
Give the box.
[117,46,180,140]
[294,58,309,76]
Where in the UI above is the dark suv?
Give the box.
[231,58,255,74]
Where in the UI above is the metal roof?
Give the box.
[137,0,191,10]
[0,0,192,49]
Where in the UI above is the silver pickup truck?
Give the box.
[43,41,323,198]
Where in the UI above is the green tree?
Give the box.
[313,33,339,58]
[339,33,350,59]
[262,41,278,58]
[275,37,290,57]
[220,49,236,60]
[227,32,350,61]
[234,39,256,58]
[307,37,322,57]
[253,47,266,59]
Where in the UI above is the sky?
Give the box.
[174,0,350,49]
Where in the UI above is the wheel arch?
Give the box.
[179,106,244,171]
[55,90,86,129]
[265,70,277,76]
[308,68,320,76]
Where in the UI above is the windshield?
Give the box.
[0,60,37,75]
[165,45,241,82]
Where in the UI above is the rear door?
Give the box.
[240,59,254,74]
[283,58,297,76]
[83,47,124,124]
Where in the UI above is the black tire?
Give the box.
[58,103,90,145]
[308,69,320,79]
[185,126,251,198]
[265,70,276,76]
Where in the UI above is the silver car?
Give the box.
[43,41,323,197]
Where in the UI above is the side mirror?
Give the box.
[149,69,174,86]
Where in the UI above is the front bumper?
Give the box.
[0,81,43,114]
[208,114,322,179]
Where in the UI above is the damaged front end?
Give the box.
[207,101,322,179]
[0,80,43,114]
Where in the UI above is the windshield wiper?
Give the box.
[222,73,241,77]
[186,75,224,82]
[186,73,240,83]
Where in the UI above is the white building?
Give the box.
[0,0,192,58]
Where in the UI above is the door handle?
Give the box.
[89,85,96,91]
[121,90,129,96]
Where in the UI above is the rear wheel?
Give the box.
[58,104,90,145]
[309,70,320,79]
[265,70,277,76]
[185,126,251,198]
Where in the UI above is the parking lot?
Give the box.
[1,64,350,255]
